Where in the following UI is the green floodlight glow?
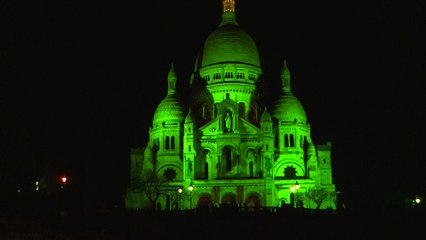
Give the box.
[124,0,336,211]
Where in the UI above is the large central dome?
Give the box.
[201,24,260,67]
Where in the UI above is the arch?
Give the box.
[284,134,289,147]
[245,192,261,207]
[195,149,211,180]
[223,109,233,132]
[204,162,208,179]
[197,193,212,208]
[245,148,256,158]
[274,161,305,178]
[165,136,170,149]
[171,136,175,150]
[249,161,254,178]
[221,193,237,205]
[222,146,233,172]
[278,198,288,207]
[275,133,279,149]
[157,164,184,181]
[238,102,245,118]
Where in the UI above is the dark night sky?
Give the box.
[1,0,425,209]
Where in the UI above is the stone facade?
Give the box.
[125,0,336,210]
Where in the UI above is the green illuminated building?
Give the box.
[125,0,336,210]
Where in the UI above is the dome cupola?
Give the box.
[185,108,195,124]
[272,60,307,123]
[201,1,260,68]
[152,63,186,127]
[260,107,272,122]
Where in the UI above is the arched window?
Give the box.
[225,72,233,78]
[249,162,254,178]
[204,163,208,179]
[249,73,255,80]
[165,136,170,149]
[290,134,294,147]
[275,133,279,149]
[224,148,232,172]
[188,145,191,152]
[171,136,175,150]
[249,104,257,123]
[284,134,289,147]
[238,102,245,118]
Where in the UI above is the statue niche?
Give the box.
[223,110,233,133]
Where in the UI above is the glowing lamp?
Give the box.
[178,187,183,193]
[290,186,295,192]
[60,176,68,184]
[415,197,421,204]
[188,185,194,191]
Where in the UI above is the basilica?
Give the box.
[125,0,336,210]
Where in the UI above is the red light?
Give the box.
[60,176,68,184]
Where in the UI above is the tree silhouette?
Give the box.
[308,188,328,210]
[142,171,164,210]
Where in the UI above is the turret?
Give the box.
[130,148,144,188]
[167,62,177,95]
[260,107,273,132]
[281,59,291,94]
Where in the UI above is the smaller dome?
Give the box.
[144,145,152,160]
[260,107,272,122]
[185,109,194,123]
[153,95,186,127]
[272,94,307,123]
[272,60,307,123]
[307,142,316,154]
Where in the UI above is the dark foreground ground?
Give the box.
[1,206,425,240]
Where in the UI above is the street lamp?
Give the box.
[290,182,300,208]
[415,197,421,204]
[178,187,183,210]
[295,181,300,208]
[188,184,194,209]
